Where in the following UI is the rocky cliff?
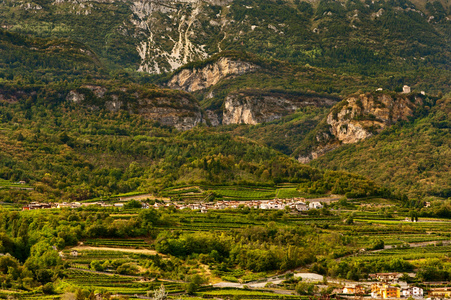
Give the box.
[167,57,260,92]
[296,92,423,163]
[220,90,338,125]
[67,84,204,131]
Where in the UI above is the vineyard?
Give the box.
[1,193,451,299]
[157,184,325,202]
[83,239,150,248]
[0,178,31,188]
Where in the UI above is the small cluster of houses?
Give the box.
[22,198,326,212]
[22,201,125,210]
[340,273,451,299]
[341,283,450,299]
[147,198,324,212]
[370,283,422,299]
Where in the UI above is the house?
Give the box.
[71,250,79,257]
[114,203,124,207]
[372,283,401,299]
[376,88,383,91]
[332,288,344,295]
[19,180,26,185]
[309,202,323,209]
[369,272,402,282]
[428,288,451,298]
[402,287,423,298]
[57,202,72,209]
[343,285,365,295]
[402,85,411,93]
[215,202,227,210]
[293,197,306,202]
[71,202,82,208]
[295,202,309,211]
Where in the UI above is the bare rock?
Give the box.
[168,57,260,92]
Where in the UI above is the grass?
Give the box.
[276,188,302,199]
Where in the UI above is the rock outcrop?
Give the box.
[297,92,423,163]
[167,57,260,92]
[66,84,204,131]
[221,91,338,125]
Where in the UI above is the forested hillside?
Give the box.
[0,98,398,202]
[0,0,450,200]
[311,96,451,198]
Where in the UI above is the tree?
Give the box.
[147,284,167,300]
[185,274,205,295]
[124,200,142,209]
[90,260,104,271]
[295,281,316,295]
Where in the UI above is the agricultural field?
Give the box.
[0,178,31,189]
[0,195,450,299]
[157,184,328,202]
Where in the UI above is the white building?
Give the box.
[309,202,323,209]
[295,202,309,211]
[402,287,423,298]
[402,85,411,93]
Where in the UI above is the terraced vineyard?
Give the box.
[0,178,31,188]
[84,239,150,248]
[199,289,305,299]
[158,184,327,202]
[2,195,451,299]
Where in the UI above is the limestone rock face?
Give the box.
[167,57,259,92]
[222,91,338,125]
[67,84,204,131]
[327,93,420,144]
[136,96,203,131]
[66,90,85,103]
[297,92,423,163]
[205,110,221,126]
[297,142,340,164]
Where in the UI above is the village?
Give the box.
[22,197,326,212]
[336,273,451,299]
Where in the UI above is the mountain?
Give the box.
[0,0,450,199]
[1,0,450,83]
